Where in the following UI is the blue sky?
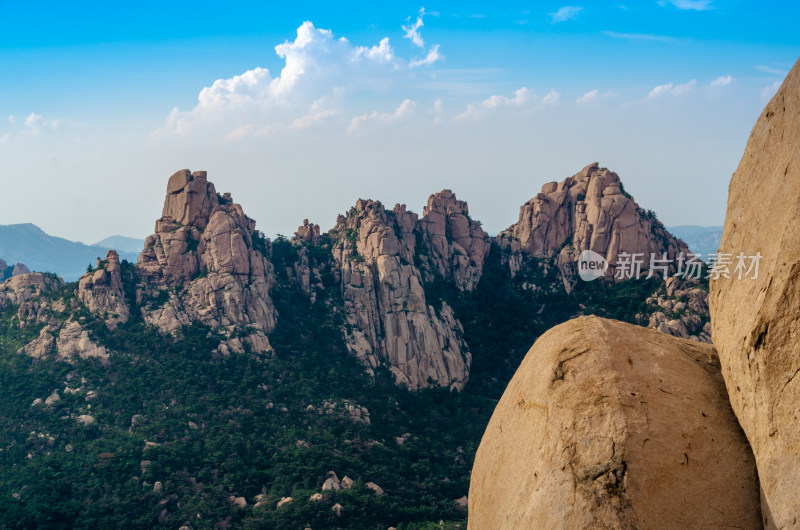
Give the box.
[1,1,798,243]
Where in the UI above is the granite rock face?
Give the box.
[136,170,277,355]
[469,316,761,529]
[330,199,470,389]
[416,190,489,291]
[498,163,688,285]
[709,58,800,528]
[78,250,129,330]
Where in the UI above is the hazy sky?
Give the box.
[1,1,798,244]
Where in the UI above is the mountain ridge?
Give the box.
[0,223,140,281]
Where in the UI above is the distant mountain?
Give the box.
[92,235,144,254]
[666,225,724,257]
[0,223,140,281]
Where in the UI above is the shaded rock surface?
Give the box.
[469,316,760,529]
[709,57,800,529]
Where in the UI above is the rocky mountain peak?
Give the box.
[417,190,489,291]
[162,169,219,229]
[500,163,688,284]
[135,170,277,356]
[329,197,470,390]
[293,219,322,245]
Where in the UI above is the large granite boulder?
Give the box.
[469,316,761,529]
[709,57,800,528]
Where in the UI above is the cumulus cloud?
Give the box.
[348,99,416,132]
[647,80,696,98]
[155,21,442,140]
[576,89,599,104]
[549,6,583,23]
[710,75,732,87]
[658,0,713,10]
[23,113,59,133]
[403,8,427,47]
[8,115,15,124]
[671,79,696,95]
[647,83,674,98]
[455,87,559,119]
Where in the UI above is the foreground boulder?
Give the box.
[469,316,760,529]
[709,57,800,528]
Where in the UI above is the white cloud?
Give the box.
[761,80,781,101]
[290,99,340,130]
[602,31,675,42]
[672,79,696,94]
[755,65,788,76]
[648,83,674,98]
[710,75,732,87]
[647,80,696,98]
[576,89,599,104]
[155,21,443,140]
[455,87,559,119]
[549,6,582,23]
[22,113,59,133]
[658,0,713,10]
[542,89,560,106]
[410,44,442,67]
[403,8,426,48]
[348,99,416,132]
[8,115,15,124]
[432,98,444,125]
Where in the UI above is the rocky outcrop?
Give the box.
[1,259,30,281]
[331,199,470,389]
[78,250,129,329]
[136,170,277,355]
[416,190,489,291]
[709,58,800,528]
[294,219,322,245]
[645,276,711,343]
[498,163,689,284]
[0,272,63,312]
[22,319,108,363]
[469,316,760,529]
